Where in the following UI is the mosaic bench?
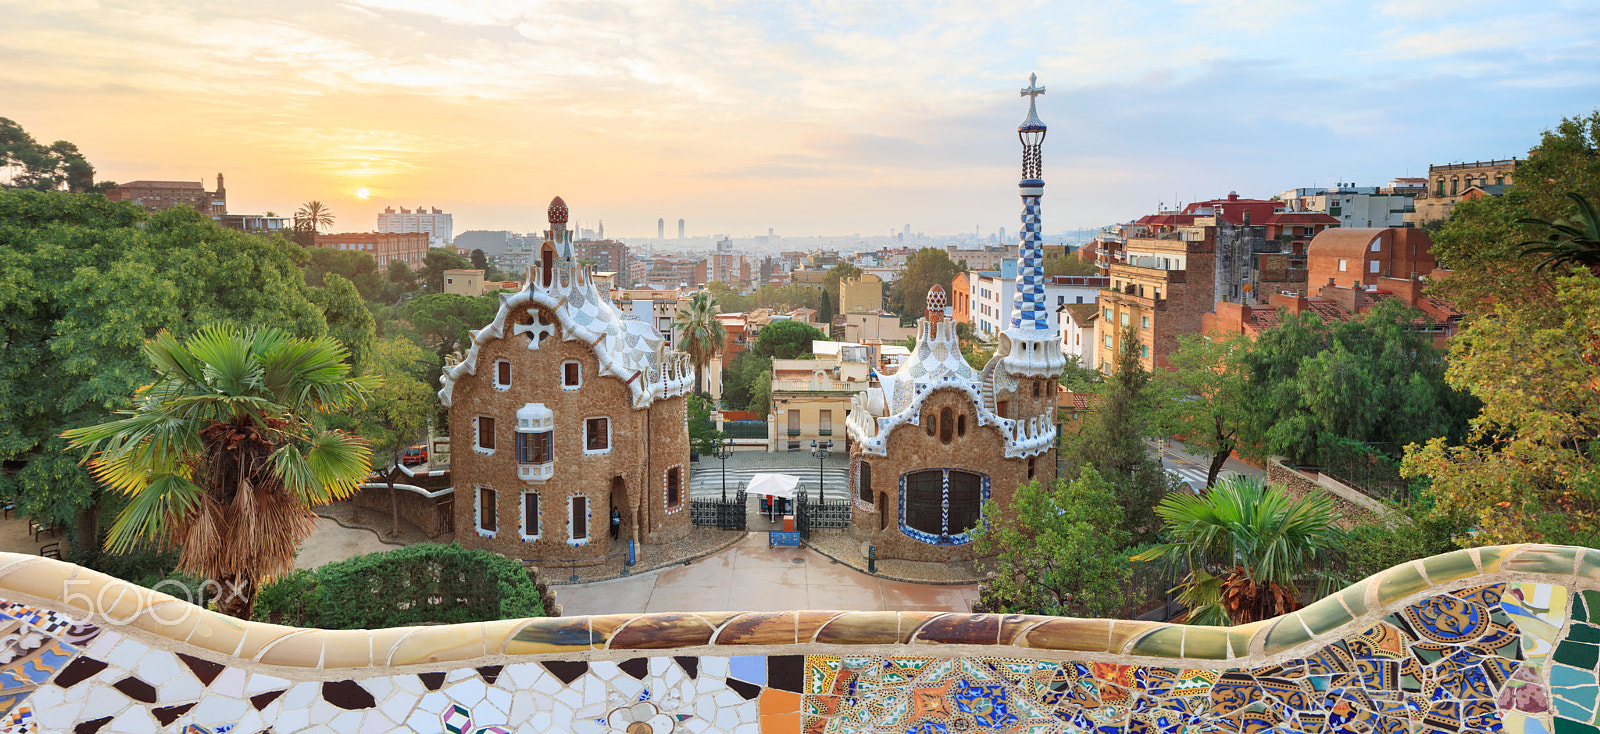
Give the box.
[0,544,1594,734]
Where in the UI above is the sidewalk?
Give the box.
[1157,437,1264,488]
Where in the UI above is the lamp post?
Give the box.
[716,438,734,503]
[811,439,833,504]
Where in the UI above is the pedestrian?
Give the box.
[611,506,621,539]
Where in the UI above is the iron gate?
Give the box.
[690,490,747,531]
[796,488,850,540]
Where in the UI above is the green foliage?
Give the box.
[674,291,727,394]
[972,468,1131,618]
[1134,475,1345,624]
[1236,301,1474,465]
[416,249,471,293]
[252,544,546,629]
[0,190,330,535]
[1428,111,1600,317]
[889,248,962,319]
[403,292,501,360]
[687,393,726,455]
[1342,493,1471,582]
[716,283,818,314]
[754,319,825,359]
[1152,333,1249,487]
[302,246,388,302]
[1402,271,1600,544]
[0,117,102,193]
[1062,326,1180,542]
[311,274,377,373]
[470,248,488,271]
[721,350,772,413]
[1043,252,1100,277]
[1518,192,1600,274]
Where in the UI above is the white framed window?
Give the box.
[1142,316,1150,329]
[1103,334,1114,349]
[475,486,497,538]
[569,495,590,545]
[446,277,454,285]
[584,417,611,454]
[561,361,582,390]
[474,416,496,455]
[520,491,541,541]
[493,359,512,390]
[1369,260,1380,273]
[1339,259,1348,272]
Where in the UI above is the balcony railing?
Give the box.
[787,429,801,437]
[819,429,832,436]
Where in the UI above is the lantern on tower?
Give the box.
[1018,73,1047,183]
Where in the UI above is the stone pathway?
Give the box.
[555,533,979,615]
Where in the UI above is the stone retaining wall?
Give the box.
[0,545,1594,733]
[1267,455,1386,528]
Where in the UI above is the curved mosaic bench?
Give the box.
[0,544,1596,733]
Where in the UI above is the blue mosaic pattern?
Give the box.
[801,581,1576,734]
[1010,192,1050,331]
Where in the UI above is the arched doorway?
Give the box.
[608,476,629,545]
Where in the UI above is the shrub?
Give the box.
[252,544,546,628]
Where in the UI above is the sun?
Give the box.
[356,188,371,199]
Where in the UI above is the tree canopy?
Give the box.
[889,248,962,319]
[753,319,825,359]
[0,117,102,193]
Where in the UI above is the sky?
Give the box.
[3,0,1596,239]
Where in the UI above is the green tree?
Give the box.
[0,192,329,548]
[403,293,500,360]
[817,289,834,326]
[63,326,378,619]
[1043,253,1099,277]
[972,468,1131,618]
[1153,332,1249,487]
[687,393,726,456]
[673,291,727,395]
[294,200,335,235]
[0,117,102,193]
[470,248,489,271]
[889,248,962,319]
[721,350,772,412]
[1134,476,1344,625]
[1063,326,1179,541]
[330,337,436,537]
[303,246,385,301]
[749,371,774,419]
[1428,110,1600,320]
[387,259,416,290]
[1402,272,1600,544]
[311,274,377,372]
[417,249,472,293]
[753,319,825,359]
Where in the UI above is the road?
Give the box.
[1155,437,1265,489]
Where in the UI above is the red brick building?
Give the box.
[106,174,226,218]
[1306,227,1437,292]
[1204,280,1461,349]
[313,231,430,270]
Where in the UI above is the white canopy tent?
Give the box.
[744,473,800,499]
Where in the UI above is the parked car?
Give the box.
[400,445,429,466]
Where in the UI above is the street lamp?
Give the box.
[811,439,833,504]
[716,438,734,503]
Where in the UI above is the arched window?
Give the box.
[666,467,681,507]
[925,413,937,437]
[540,242,555,286]
[939,407,953,444]
[957,414,966,437]
[1032,381,1040,398]
[1028,457,1036,480]
[859,462,872,503]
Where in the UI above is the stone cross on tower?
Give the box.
[1021,73,1045,103]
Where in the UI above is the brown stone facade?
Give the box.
[847,388,1055,563]
[447,303,690,565]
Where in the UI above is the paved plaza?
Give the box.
[555,532,979,615]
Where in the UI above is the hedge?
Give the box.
[253,543,545,628]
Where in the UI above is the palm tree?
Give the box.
[295,200,335,234]
[673,291,727,396]
[1519,192,1600,274]
[1132,475,1343,625]
[63,326,378,619]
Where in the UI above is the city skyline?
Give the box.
[4,0,1595,238]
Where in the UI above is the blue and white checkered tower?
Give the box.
[999,74,1067,379]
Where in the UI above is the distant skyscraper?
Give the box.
[658,218,664,239]
[598,220,604,239]
[999,226,1007,242]
[904,224,910,236]
[377,205,453,246]
[768,227,774,238]
[678,219,685,239]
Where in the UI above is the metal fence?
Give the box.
[795,489,850,540]
[1318,440,1410,504]
[690,491,747,530]
[723,420,770,440]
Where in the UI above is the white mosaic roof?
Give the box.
[439,261,693,410]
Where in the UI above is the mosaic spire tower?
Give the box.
[998,73,1067,379]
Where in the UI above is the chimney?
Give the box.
[1268,291,1309,315]
[1319,283,1360,313]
